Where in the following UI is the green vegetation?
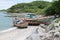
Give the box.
[55,18,60,23]
[52,0,60,15]
[7,1,51,15]
[45,0,60,16]
[7,0,60,16]
[0,9,6,11]
[50,18,60,30]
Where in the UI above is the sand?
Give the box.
[0,26,38,40]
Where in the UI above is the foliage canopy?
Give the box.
[7,1,51,15]
[7,0,60,16]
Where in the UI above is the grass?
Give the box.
[50,18,60,30]
[55,18,60,23]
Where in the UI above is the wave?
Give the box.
[0,27,16,34]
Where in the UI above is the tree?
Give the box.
[52,0,60,15]
[45,7,56,16]
[7,1,51,14]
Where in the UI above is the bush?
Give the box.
[45,7,56,16]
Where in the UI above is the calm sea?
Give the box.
[0,12,13,31]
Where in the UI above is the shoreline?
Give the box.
[0,26,37,40]
[0,27,16,34]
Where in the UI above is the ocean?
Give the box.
[0,12,13,31]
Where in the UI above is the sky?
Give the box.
[0,0,52,10]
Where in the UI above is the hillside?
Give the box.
[7,1,52,15]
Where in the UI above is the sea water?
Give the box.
[0,12,13,31]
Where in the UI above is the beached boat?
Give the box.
[13,18,28,28]
[13,13,53,28]
[24,14,50,25]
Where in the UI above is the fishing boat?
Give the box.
[13,13,53,28]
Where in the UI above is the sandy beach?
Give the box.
[0,26,38,40]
